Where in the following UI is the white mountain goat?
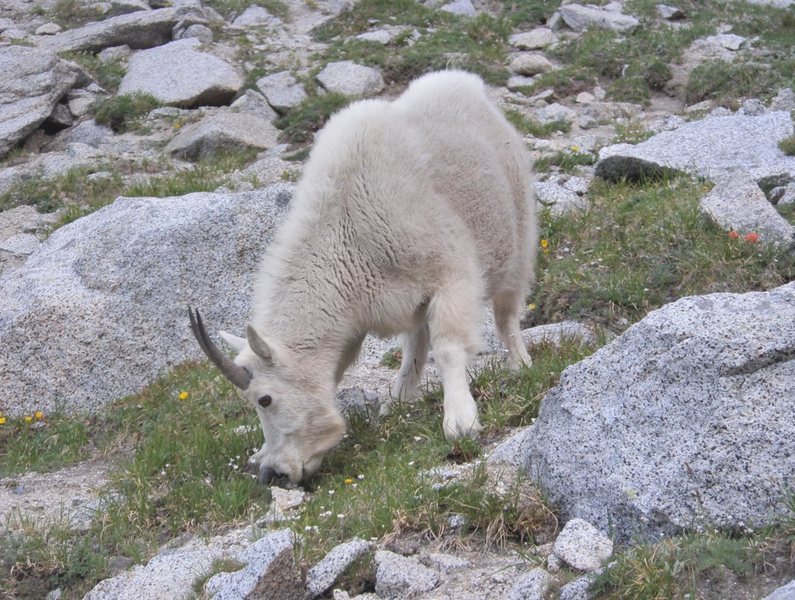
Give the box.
[190,70,537,483]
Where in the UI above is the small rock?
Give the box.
[45,589,62,600]
[256,71,308,114]
[316,61,385,97]
[232,5,281,27]
[175,23,214,43]
[337,387,380,417]
[558,3,640,33]
[356,29,393,44]
[165,110,279,161]
[553,518,613,572]
[507,75,537,91]
[763,580,795,600]
[704,33,747,51]
[656,4,685,19]
[36,22,62,35]
[771,88,795,112]
[509,28,555,50]
[422,552,470,573]
[559,574,595,600]
[738,98,766,116]
[509,52,554,76]
[205,529,299,600]
[448,514,467,529]
[522,321,596,347]
[306,538,374,598]
[776,184,795,206]
[575,92,595,104]
[562,176,590,195]
[374,551,439,599]
[231,89,278,121]
[98,45,131,61]
[505,568,554,600]
[440,0,476,16]
[534,102,575,124]
[535,182,587,216]
[547,553,562,572]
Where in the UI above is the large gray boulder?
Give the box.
[0,185,292,418]
[497,283,795,542]
[36,8,181,54]
[118,38,244,108]
[164,110,280,161]
[596,111,795,183]
[0,46,80,159]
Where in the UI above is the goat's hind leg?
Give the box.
[428,276,483,440]
[381,322,430,416]
[493,290,532,371]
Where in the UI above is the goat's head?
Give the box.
[188,307,345,484]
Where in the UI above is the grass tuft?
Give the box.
[94,94,162,133]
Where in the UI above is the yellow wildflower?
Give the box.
[179,391,189,401]
[35,410,44,421]
[24,415,33,423]
[540,239,549,249]
[0,416,6,425]
[343,478,354,485]
[571,145,580,153]
[526,303,537,311]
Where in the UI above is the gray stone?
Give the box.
[422,552,469,573]
[700,172,794,249]
[107,0,152,16]
[546,553,562,572]
[119,39,244,108]
[205,530,299,600]
[558,3,640,33]
[84,528,253,600]
[231,5,281,28]
[776,183,795,206]
[771,88,795,112]
[440,0,476,16]
[656,4,685,19]
[0,233,40,256]
[165,110,279,161]
[559,575,595,600]
[563,175,590,195]
[596,111,795,183]
[0,185,293,418]
[336,387,380,417]
[514,282,795,542]
[66,89,98,118]
[35,22,61,35]
[534,102,575,125]
[509,28,555,50]
[504,568,554,600]
[704,33,747,51]
[355,26,410,45]
[37,7,180,54]
[738,98,766,116]
[374,550,439,599]
[98,45,132,61]
[509,53,553,76]
[306,539,374,598]
[522,321,596,348]
[174,23,214,43]
[316,61,384,97]
[535,181,588,216]
[763,580,795,600]
[553,518,613,571]
[256,71,308,114]
[507,75,536,91]
[231,89,278,121]
[0,46,80,159]
[575,92,595,104]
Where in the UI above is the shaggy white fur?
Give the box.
[219,71,537,483]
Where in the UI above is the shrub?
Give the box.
[94,94,161,133]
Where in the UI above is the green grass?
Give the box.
[504,108,571,137]
[779,134,795,156]
[0,344,587,598]
[531,176,795,329]
[204,0,289,20]
[94,94,162,133]
[46,0,102,28]
[274,92,351,144]
[59,52,126,94]
[0,416,91,478]
[0,150,258,227]
[611,120,655,144]
[534,148,596,173]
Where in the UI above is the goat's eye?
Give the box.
[257,395,272,408]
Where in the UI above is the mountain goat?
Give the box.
[190,70,537,483]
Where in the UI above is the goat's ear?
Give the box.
[246,325,276,366]
[219,331,247,352]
